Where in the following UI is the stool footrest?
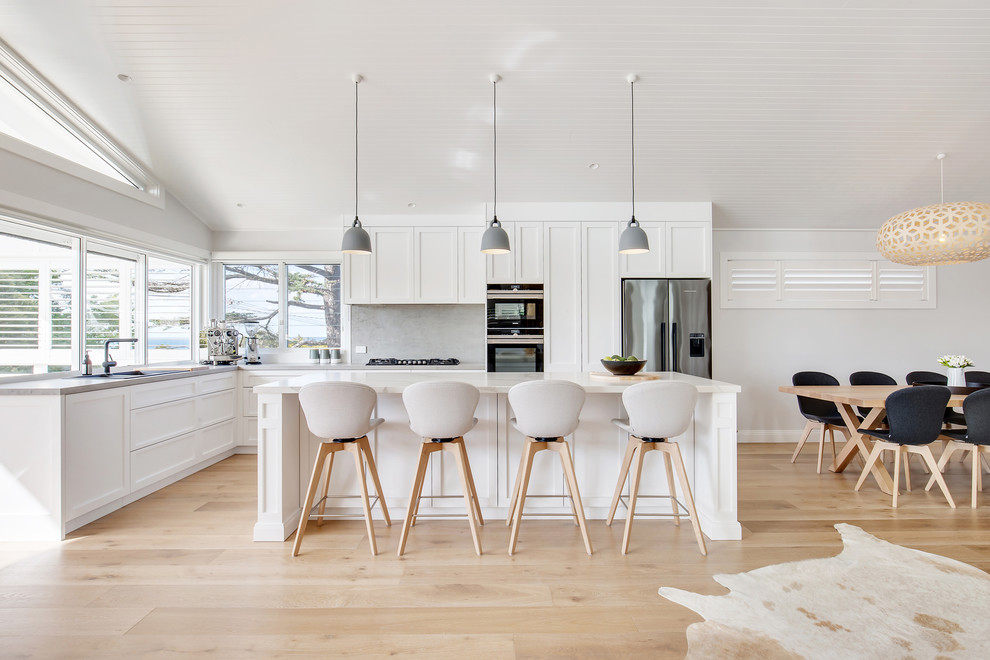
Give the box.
[617,494,690,516]
[308,494,381,518]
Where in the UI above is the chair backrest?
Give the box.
[905,370,947,385]
[792,371,841,420]
[884,385,951,445]
[621,381,698,439]
[508,380,586,438]
[402,381,480,439]
[961,388,990,444]
[849,371,896,386]
[964,370,990,387]
[298,381,378,440]
[849,371,897,416]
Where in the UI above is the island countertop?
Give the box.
[254,370,742,395]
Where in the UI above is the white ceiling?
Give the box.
[1,0,990,232]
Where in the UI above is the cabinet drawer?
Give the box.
[131,398,198,450]
[197,372,237,394]
[200,419,236,459]
[130,432,199,492]
[199,390,236,427]
[242,416,258,447]
[130,379,197,409]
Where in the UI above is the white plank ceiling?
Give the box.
[1,0,989,232]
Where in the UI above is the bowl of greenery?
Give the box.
[600,355,647,376]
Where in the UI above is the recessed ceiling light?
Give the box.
[407,202,416,208]
[236,203,244,208]
[117,74,131,83]
[588,163,599,170]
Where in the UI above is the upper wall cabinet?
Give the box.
[344,226,484,304]
[486,222,544,284]
[620,221,711,278]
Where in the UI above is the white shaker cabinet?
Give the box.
[486,221,543,284]
[619,222,666,277]
[373,227,415,303]
[581,223,621,371]
[619,220,711,278]
[544,223,583,372]
[457,226,486,303]
[415,228,458,303]
[63,389,130,522]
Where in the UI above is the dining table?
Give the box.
[777,384,968,495]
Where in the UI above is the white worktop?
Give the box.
[255,370,741,395]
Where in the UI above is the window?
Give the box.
[223,264,279,348]
[287,264,342,348]
[720,252,935,309]
[0,230,75,374]
[85,251,138,367]
[147,257,193,363]
[221,261,343,350]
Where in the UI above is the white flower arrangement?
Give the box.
[937,355,974,369]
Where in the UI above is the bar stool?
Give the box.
[293,381,390,556]
[607,381,707,555]
[505,380,592,556]
[397,381,484,556]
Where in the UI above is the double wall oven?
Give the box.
[486,284,544,372]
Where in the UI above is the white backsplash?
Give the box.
[350,305,485,363]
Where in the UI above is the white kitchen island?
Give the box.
[254,371,742,543]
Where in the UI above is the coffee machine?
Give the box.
[241,321,261,364]
[204,319,242,364]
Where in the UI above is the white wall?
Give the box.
[212,228,343,253]
[712,228,990,441]
[0,148,212,257]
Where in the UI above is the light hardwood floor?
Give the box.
[2,444,989,659]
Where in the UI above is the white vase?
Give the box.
[946,367,965,387]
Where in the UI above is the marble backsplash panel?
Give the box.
[350,304,485,363]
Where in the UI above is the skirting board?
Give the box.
[738,430,802,444]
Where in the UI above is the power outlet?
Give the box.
[355,345,367,354]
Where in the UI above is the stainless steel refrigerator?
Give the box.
[621,279,712,378]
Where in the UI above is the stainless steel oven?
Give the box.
[486,284,544,330]
[487,330,544,373]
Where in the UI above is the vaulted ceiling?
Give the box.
[1,0,989,233]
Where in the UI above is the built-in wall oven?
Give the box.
[486,284,544,372]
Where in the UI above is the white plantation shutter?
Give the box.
[721,253,934,309]
[0,268,39,348]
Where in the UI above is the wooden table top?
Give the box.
[778,384,968,407]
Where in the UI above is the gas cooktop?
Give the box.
[366,358,460,366]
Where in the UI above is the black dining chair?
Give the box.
[854,385,955,508]
[926,388,990,508]
[849,371,896,417]
[791,371,851,473]
[905,370,966,427]
[964,370,990,387]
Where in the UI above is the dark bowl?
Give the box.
[601,359,647,376]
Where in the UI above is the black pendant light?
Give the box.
[480,73,510,254]
[341,73,372,254]
[619,74,649,255]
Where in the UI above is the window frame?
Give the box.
[212,254,349,359]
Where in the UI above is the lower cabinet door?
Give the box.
[64,390,129,520]
[200,419,236,459]
[130,432,199,492]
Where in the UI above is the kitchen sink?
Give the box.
[73,370,175,379]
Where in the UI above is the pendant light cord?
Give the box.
[493,78,498,221]
[354,78,359,222]
[630,78,636,219]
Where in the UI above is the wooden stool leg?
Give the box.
[621,441,647,555]
[917,445,955,509]
[972,446,980,508]
[662,449,680,527]
[316,450,336,527]
[816,423,827,474]
[397,443,433,557]
[892,446,902,508]
[792,420,815,463]
[358,436,391,526]
[555,441,593,556]
[506,440,529,526]
[347,443,378,556]
[454,438,484,526]
[668,442,707,556]
[508,441,538,556]
[607,438,638,526]
[447,441,483,556]
[292,443,331,557]
[903,448,912,492]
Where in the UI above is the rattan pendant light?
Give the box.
[619,74,649,255]
[877,154,990,266]
[341,74,372,254]
[480,74,510,254]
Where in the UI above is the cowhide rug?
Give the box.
[659,524,990,659]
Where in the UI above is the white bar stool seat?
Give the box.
[607,381,707,555]
[506,380,592,555]
[293,381,390,556]
[398,381,485,556]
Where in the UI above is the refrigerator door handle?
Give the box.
[660,321,667,371]
[672,322,679,372]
